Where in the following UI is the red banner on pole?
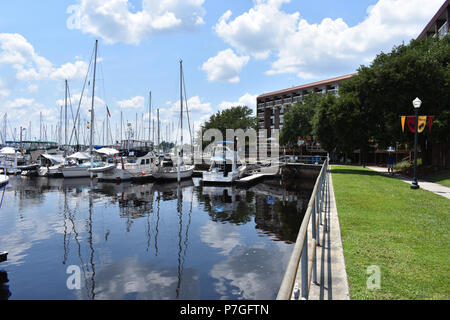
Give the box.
[406,116,416,133]
[428,116,434,134]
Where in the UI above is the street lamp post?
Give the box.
[410,97,422,189]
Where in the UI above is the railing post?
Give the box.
[311,203,317,285]
[301,228,308,300]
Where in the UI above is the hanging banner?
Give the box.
[428,116,434,134]
[401,116,406,133]
[406,116,417,133]
[418,116,427,133]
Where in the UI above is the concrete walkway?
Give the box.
[307,170,350,300]
[367,166,450,199]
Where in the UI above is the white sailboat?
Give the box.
[89,151,156,181]
[61,40,101,179]
[153,59,194,182]
[202,141,247,184]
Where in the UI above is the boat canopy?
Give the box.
[0,147,17,155]
[67,152,90,160]
[95,147,119,156]
[41,154,65,164]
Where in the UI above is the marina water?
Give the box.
[0,175,314,300]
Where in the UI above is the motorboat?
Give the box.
[0,147,22,174]
[202,142,247,184]
[89,151,156,182]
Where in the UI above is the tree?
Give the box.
[279,93,322,147]
[313,35,449,166]
[341,36,450,165]
[198,106,257,148]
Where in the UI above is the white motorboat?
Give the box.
[0,147,22,174]
[202,142,247,184]
[89,152,156,182]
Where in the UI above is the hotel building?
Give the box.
[256,73,356,134]
[417,0,449,40]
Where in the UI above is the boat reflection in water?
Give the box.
[0,174,314,300]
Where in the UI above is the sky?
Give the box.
[0,0,445,145]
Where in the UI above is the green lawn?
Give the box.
[422,169,450,188]
[332,165,450,300]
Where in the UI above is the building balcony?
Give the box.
[439,21,449,38]
[258,103,265,108]
[266,101,274,107]
[275,99,282,106]
[283,98,292,104]
[292,96,301,103]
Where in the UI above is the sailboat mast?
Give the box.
[157,109,160,154]
[65,79,68,148]
[149,91,152,142]
[89,39,98,178]
[178,59,183,183]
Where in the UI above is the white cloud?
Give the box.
[117,96,145,109]
[214,0,298,60]
[214,0,444,79]
[201,49,249,83]
[0,78,10,98]
[168,95,212,115]
[218,93,257,113]
[27,84,38,93]
[0,33,88,81]
[66,0,206,44]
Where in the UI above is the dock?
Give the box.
[236,172,279,187]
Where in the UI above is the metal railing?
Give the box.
[277,156,329,300]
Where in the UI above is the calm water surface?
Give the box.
[0,175,314,300]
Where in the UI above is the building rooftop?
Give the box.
[417,0,449,40]
[257,73,357,99]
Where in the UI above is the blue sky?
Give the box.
[0,0,444,144]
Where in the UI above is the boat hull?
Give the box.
[95,165,153,182]
[202,166,247,184]
[0,176,9,187]
[153,166,194,180]
[61,167,95,178]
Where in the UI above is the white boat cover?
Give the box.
[67,152,90,160]
[0,147,17,155]
[95,148,120,156]
[41,154,65,163]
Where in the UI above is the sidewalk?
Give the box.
[307,170,350,300]
[367,166,450,199]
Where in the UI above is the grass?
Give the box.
[331,165,450,300]
[422,169,450,188]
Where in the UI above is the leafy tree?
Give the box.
[198,106,257,148]
[279,93,322,147]
[313,35,449,166]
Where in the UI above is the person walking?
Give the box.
[387,152,394,175]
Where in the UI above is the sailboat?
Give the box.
[153,60,194,182]
[89,151,157,181]
[61,40,103,178]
